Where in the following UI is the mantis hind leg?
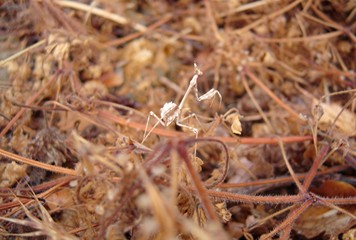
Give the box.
[142,112,166,144]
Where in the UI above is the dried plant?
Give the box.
[0,0,355,239]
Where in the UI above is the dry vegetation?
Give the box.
[0,0,355,239]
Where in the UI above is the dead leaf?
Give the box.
[296,181,356,238]
[295,205,355,238]
[0,162,27,187]
[312,100,356,137]
[226,113,242,135]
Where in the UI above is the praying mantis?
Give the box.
[142,63,222,143]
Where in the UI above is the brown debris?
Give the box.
[0,0,355,239]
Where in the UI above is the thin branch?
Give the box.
[256,30,343,43]
[277,139,306,193]
[0,39,46,67]
[234,0,303,34]
[243,67,301,120]
[248,205,294,231]
[105,14,172,47]
[241,72,274,132]
[318,198,356,219]
[0,149,79,176]
[54,0,146,32]
[219,0,275,18]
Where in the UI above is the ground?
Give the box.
[0,1,355,239]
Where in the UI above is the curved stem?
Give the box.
[183,137,229,188]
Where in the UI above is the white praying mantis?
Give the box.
[142,63,222,144]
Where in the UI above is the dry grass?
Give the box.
[0,0,355,239]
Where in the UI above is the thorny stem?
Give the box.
[279,223,293,240]
[260,199,313,240]
[303,144,329,190]
[265,193,356,239]
[204,190,304,204]
[232,136,313,144]
[322,196,356,206]
[256,139,354,239]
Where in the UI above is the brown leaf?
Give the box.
[312,180,356,198]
